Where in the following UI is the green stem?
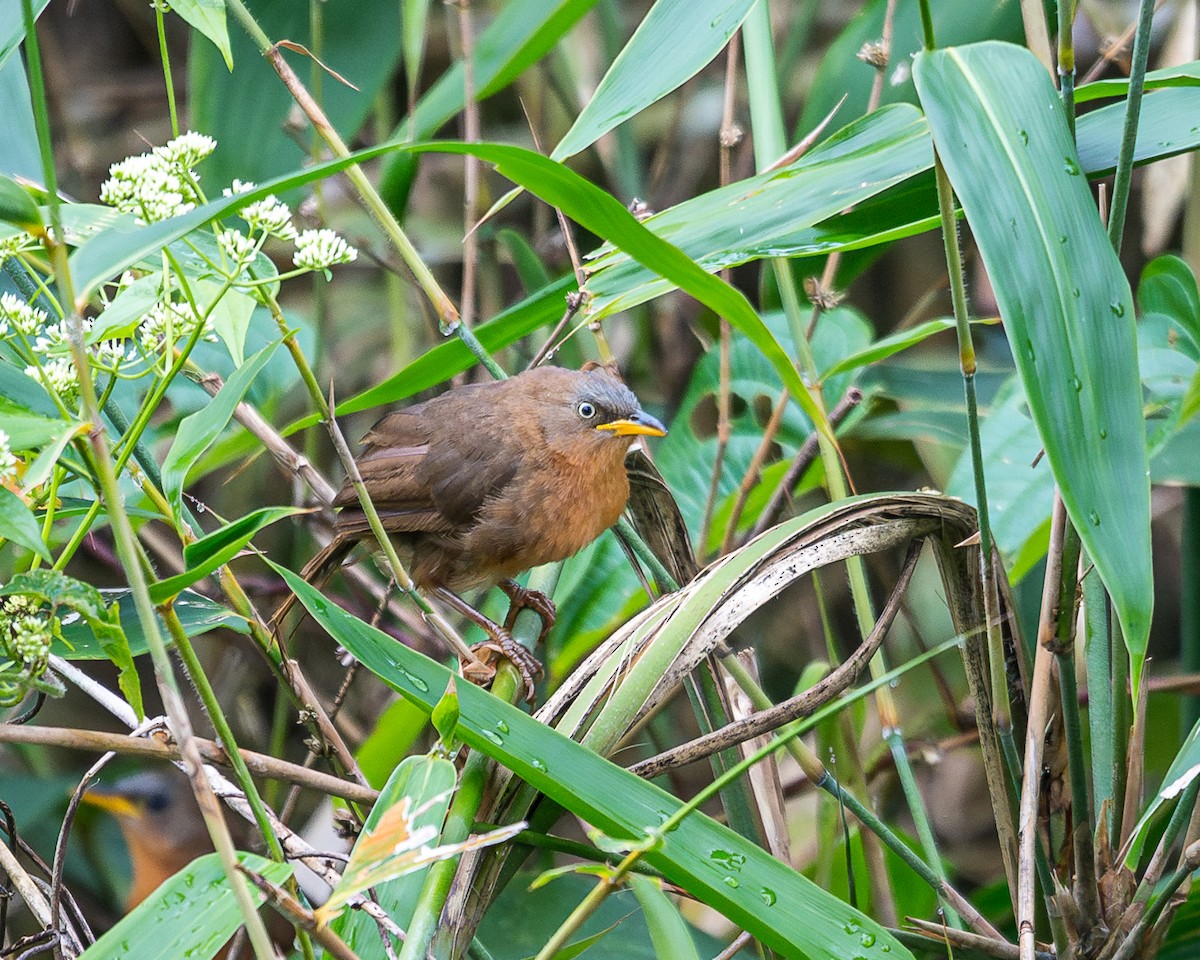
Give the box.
[154,2,179,136]
[1057,0,1076,135]
[19,2,275,953]
[413,667,521,960]
[1106,0,1155,253]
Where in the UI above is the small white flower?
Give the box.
[0,293,48,338]
[92,338,134,372]
[25,357,78,400]
[138,299,214,354]
[223,179,257,197]
[154,131,217,169]
[293,229,358,271]
[218,228,257,264]
[99,149,200,224]
[0,233,35,266]
[0,430,17,484]
[240,195,296,240]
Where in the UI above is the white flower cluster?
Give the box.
[99,131,216,224]
[294,228,358,271]
[0,430,17,485]
[0,233,37,266]
[0,291,47,338]
[137,298,216,355]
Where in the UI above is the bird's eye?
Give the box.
[577,401,597,419]
[145,791,171,813]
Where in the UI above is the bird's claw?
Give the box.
[499,579,557,644]
[469,631,543,703]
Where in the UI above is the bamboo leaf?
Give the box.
[552,0,757,161]
[914,41,1153,695]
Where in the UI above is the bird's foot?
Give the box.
[499,579,557,644]
[469,630,543,703]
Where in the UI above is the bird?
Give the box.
[287,363,667,699]
[83,769,293,958]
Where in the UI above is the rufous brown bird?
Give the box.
[291,364,667,698]
[83,770,293,958]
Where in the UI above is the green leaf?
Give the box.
[271,561,913,960]
[0,1,51,71]
[160,340,280,521]
[1139,254,1200,351]
[0,407,85,453]
[402,0,431,97]
[631,875,702,960]
[54,588,247,660]
[552,0,756,161]
[1124,716,1200,868]
[149,506,305,604]
[411,141,834,446]
[0,174,42,232]
[431,676,461,750]
[914,41,1153,695]
[0,570,141,717]
[0,486,51,562]
[1076,86,1200,177]
[77,852,291,960]
[20,419,89,491]
[171,0,233,70]
[1075,59,1200,103]
[87,274,162,343]
[583,105,934,319]
[821,317,998,380]
[329,755,456,952]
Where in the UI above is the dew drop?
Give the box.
[1073,287,1081,298]
[1063,156,1080,175]
[760,887,777,906]
[397,669,428,692]
[530,757,547,772]
[1071,376,1082,392]
[1088,510,1101,526]
[861,933,877,948]
[481,729,504,745]
[1018,129,1029,145]
[1024,340,1036,362]
[1059,234,1068,244]
[722,876,740,888]
[494,720,510,735]
[1099,427,1108,439]
[1110,300,1126,317]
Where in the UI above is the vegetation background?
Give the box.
[1,0,1200,958]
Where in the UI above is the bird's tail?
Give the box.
[269,535,357,637]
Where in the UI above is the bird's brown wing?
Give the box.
[331,407,519,535]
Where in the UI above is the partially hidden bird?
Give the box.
[289,363,667,698]
[83,770,293,958]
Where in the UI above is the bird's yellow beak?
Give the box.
[596,412,667,438]
[81,790,142,819]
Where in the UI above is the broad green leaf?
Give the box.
[20,419,88,491]
[798,0,1027,137]
[329,755,454,957]
[0,174,42,232]
[78,853,291,960]
[272,561,913,960]
[1138,254,1200,351]
[402,0,431,97]
[0,54,41,181]
[1124,716,1200,868]
[88,274,162,343]
[0,0,51,70]
[631,875,702,960]
[0,408,85,453]
[54,588,247,660]
[171,0,233,70]
[552,0,756,161]
[820,317,998,380]
[0,486,51,562]
[1075,59,1200,103]
[583,106,934,318]
[1076,86,1200,177]
[0,569,141,717]
[0,361,56,416]
[914,42,1152,694]
[410,141,833,446]
[148,506,306,604]
[160,340,280,521]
